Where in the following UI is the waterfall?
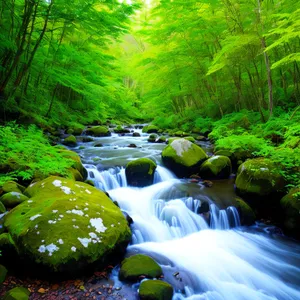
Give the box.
[154,165,176,183]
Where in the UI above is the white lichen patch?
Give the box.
[48,220,57,224]
[85,190,91,194]
[52,180,62,187]
[59,215,64,218]
[260,168,269,171]
[72,219,76,222]
[38,243,59,256]
[89,232,97,239]
[170,139,192,157]
[11,192,21,198]
[84,208,89,211]
[209,155,220,161]
[71,246,76,252]
[28,200,33,203]
[85,214,89,218]
[30,214,42,221]
[52,210,58,213]
[37,231,40,235]
[58,239,64,245]
[78,237,91,248]
[61,186,72,195]
[71,209,84,216]
[85,203,89,206]
[90,218,107,233]
[29,182,36,188]
[73,225,79,229]
[35,225,39,229]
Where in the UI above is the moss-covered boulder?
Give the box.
[235,158,285,197]
[0,192,29,208]
[114,126,131,134]
[157,136,167,143]
[119,254,162,282]
[280,187,300,238]
[235,198,256,225]
[67,126,84,136]
[3,176,131,274]
[0,201,6,213]
[85,126,111,137]
[139,280,173,300]
[142,125,159,134]
[0,264,7,284]
[3,287,30,300]
[133,132,141,137]
[162,139,208,177]
[168,137,195,144]
[199,156,232,179]
[63,135,77,147]
[174,131,189,137]
[148,134,157,143]
[1,181,26,194]
[125,158,157,187]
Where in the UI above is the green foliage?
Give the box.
[0,123,73,185]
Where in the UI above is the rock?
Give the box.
[162,139,208,177]
[79,146,85,150]
[3,287,30,300]
[168,137,195,144]
[157,136,166,143]
[0,201,6,213]
[0,192,28,208]
[132,132,141,137]
[0,264,7,284]
[119,254,162,282]
[196,136,206,141]
[2,181,26,194]
[3,177,131,274]
[63,135,77,147]
[125,158,157,187]
[85,126,111,137]
[139,280,173,300]
[66,168,84,182]
[202,180,213,188]
[174,131,189,137]
[82,137,94,143]
[142,125,159,134]
[67,126,84,136]
[199,155,232,179]
[94,143,103,148]
[128,144,137,148]
[84,180,95,187]
[114,126,130,134]
[235,158,285,197]
[280,187,300,238]
[235,198,256,225]
[148,134,157,143]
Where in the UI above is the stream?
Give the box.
[72,127,300,300]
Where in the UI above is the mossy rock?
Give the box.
[0,264,7,284]
[66,168,84,182]
[114,126,130,134]
[280,187,300,238]
[199,156,232,179]
[0,201,6,213]
[235,158,285,197]
[174,131,189,137]
[2,181,26,194]
[157,136,167,143]
[82,137,94,143]
[67,126,84,136]
[148,134,157,143]
[85,126,111,137]
[162,139,208,178]
[139,280,173,300]
[0,233,18,262]
[3,287,30,300]
[119,254,162,282]
[168,137,195,144]
[63,135,77,147]
[0,192,29,208]
[142,125,159,134]
[196,136,206,141]
[133,132,141,137]
[3,176,131,274]
[235,197,256,225]
[84,180,95,187]
[125,158,157,187]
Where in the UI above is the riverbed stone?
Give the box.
[148,134,157,143]
[0,192,29,208]
[63,135,77,147]
[168,137,196,144]
[162,139,208,177]
[3,287,30,300]
[280,187,300,238]
[142,125,159,133]
[235,198,256,225]
[199,155,232,179]
[235,158,285,197]
[85,126,111,137]
[1,181,26,194]
[0,201,6,213]
[125,158,157,187]
[3,176,131,274]
[119,254,162,282]
[139,280,173,300]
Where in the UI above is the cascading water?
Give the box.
[73,130,300,300]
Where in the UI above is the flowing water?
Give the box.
[73,127,300,300]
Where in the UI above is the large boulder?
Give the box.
[168,137,196,144]
[85,126,111,137]
[0,201,6,213]
[119,254,162,282]
[235,158,285,197]
[63,135,77,147]
[0,192,29,208]
[3,287,30,300]
[139,280,173,300]
[1,181,26,195]
[114,126,131,134]
[234,198,256,225]
[162,139,208,177]
[280,187,300,238]
[142,125,159,134]
[125,158,157,187]
[3,177,131,274]
[199,155,232,179]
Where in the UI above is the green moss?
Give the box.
[168,137,195,144]
[174,131,189,137]
[2,181,25,194]
[235,158,285,196]
[0,201,6,213]
[235,198,256,225]
[157,136,167,143]
[63,135,77,147]
[126,158,157,187]
[0,192,29,208]
[84,180,95,187]
[86,126,110,137]
[142,125,159,133]
[3,287,30,300]
[199,155,232,179]
[0,233,17,257]
[0,264,7,284]
[4,176,131,273]
[65,168,84,181]
[139,280,173,300]
[119,254,162,282]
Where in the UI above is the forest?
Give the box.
[0,0,299,299]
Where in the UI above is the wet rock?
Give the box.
[148,134,157,143]
[63,135,77,147]
[132,132,141,137]
[119,254,162,282]
[202,180,213,187]
[235,197,256,225]
[1,181,26,195]
[94,143,103,148]
[139,280,173,300]
[128,144,137,148]
[125,158,157,187]
[114,126,131,134]
[162,139,208,178]
[142,125,159,134]
[82,137,94,143]
[199,155,232,179]
[157,136,167,143]
[122,211,133,225]
[85,126,111,137]
[0,192,29,208]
